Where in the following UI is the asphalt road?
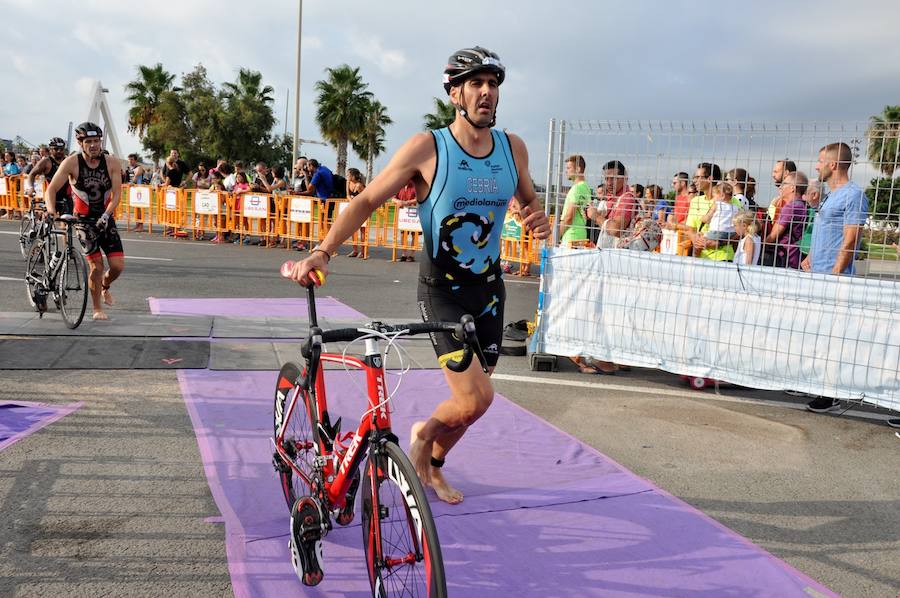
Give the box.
[1,219,898,597]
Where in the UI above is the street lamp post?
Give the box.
[291,0,303,173]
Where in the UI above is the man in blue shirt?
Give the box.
[301,159,333,200]
[801,142,869,276]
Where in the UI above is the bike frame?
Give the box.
[275,336,393,509]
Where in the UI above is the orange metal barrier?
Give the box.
[390,203,423,261]
[68,186,544,269]
[122,184,155,232]
[156,186,187,235]
[0,175,24,217]
[186,189,231,240]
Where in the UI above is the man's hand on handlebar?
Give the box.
[289,251,330,287]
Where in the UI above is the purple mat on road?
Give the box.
[0,401,82,452]
[149,297,365,320]
[178,369,836,597]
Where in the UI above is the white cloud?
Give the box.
[349,32,408,77]
[12,54,28,75]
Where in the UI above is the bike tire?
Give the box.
[19,214,33,259]
[58,249,89,329]
[273,361,319,511]
[24,242,47,312]
[361,441,446,597]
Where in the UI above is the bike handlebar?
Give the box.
[280,260,488,384]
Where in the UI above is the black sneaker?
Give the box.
[806,397,841,413]
[289,496,324,586]
[887,418,900,429]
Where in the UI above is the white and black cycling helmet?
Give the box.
[75,122,103,141]
[48,137,66,149]
[442,46,505,94]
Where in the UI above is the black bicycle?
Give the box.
[24,214,90,329]
[18,192,45,259]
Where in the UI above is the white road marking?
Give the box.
[0,231,20,235]
[125,256,173,261]
[490,373,893,423]
[503,277,539,285]
[0,275,21,281]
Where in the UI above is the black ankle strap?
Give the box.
[430,457,445,468]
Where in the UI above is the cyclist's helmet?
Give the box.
[442,46,505,94]
[75,122,103,142]
[48,137,66,149]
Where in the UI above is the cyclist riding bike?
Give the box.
[44,122,124,322]
[289,46,551,504]
[27,137,72,213]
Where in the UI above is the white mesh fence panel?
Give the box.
[534,120,900,411]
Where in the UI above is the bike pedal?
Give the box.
[289,496,325,586]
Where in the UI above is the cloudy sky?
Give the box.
[3,0,899,183]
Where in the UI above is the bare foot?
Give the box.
[429,468,463,504]
[409,421,433,486]
[92,311,108,321]
[102,288,114,306]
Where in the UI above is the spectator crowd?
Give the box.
[556,141,871,276]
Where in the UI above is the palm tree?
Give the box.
[315,65,373,176]
[867,105,900,176]
[352,99,392,183]
[124,63,176,138]
[221,68,276,160]
[222,68,275,107]
[423,97,457,130]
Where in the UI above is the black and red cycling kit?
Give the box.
[72,154,123,260]
[45,156,73,215]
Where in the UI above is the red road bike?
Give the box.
[272,264,486,596]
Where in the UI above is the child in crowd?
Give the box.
[732,210,761,266]
[700,182,739,242]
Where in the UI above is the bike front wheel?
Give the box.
[24,242,47,312]
[57,249,88,329]
[361,441,446,597]
[19,214,34,259]
[273,361,319,511]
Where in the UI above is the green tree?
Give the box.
[865,176,900,224]
[315,65,373,176]
[867,105,900,177]
[352,99,392,183]
[423,97,456,130]
[180,64,225,164]
[124,63,177,158]
[221,68,276,162]
[143,90,193,165]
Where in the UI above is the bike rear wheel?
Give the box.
[361,441,446,597]
[58,249,88,329]
[24,242,48,312]
[273,361,319,511]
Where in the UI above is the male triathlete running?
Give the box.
[289,46,551,504]
[44,122,124,321]
[27,137,71,213]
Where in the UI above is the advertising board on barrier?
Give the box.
[242,194,268,219]
[129,185,151,208]
[338,201,367,227]
[660,229,679,255]
[501,215,522,240]
[0,177,7,195]
[195,191,219,215]
[289,197,313,223]
[165,189,178,211]
[397,206,421,232]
